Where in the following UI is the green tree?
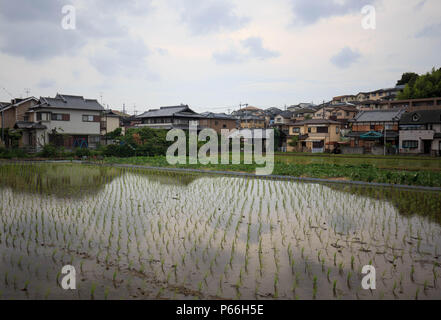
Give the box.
[396,72,419,86]
[397,67,441,99]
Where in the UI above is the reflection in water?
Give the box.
[329,184,441,224]
[0,163,202,199]
[0,163,441,300]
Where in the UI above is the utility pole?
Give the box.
[133,104,137,116]
[24,88,30,97]
[1,102,4,145]
[384,124,387,156]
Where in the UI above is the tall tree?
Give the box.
[397,68,441,99]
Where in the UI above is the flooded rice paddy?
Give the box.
[0,163,440,300]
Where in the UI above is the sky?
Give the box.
[0,0,440,114]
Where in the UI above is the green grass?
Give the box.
[97,156,441,187]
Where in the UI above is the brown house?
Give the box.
[347,109,406,154]
[0,97,40,147]
[199,112,237,133]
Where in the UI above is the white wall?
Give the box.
[38,108,101,136]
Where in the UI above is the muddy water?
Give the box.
[0,163,440,300]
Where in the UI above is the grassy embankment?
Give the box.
[99,155,441,187]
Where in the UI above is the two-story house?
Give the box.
[347,109,405,154]
[136,105,203,130]
[28,94,105,150]
[287,119,342,153]
[399,109,441,156]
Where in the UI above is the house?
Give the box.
[354,86,404,102]
[346,109,406,154]
[286,119,342,153]
[1,94,104,150]
[0,97,40,143]
[332,95,356,105]
[274,111,293,125]
[237,115,266,129]
[399,109,441,156]
[292,108,316,121]
[31,94,104,150]
[380,97,441,112]
[199,112,237,134]
[136,105,203,130]
[313,104,358,122]
[100,109,124,144]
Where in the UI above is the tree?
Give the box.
[396,72,419,86]
[288,135,299,148]
[397,67,441,100]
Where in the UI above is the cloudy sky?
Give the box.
[0,0,440,113]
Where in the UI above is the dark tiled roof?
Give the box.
[36,94,105,111]
[137,105,202,118]
[200,112,236,120]
[351,109,405,122]
[400,109,441,125]
[276,111,293,119]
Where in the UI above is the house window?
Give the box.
[336,127,340,134]
[293,127,300,133]
[317,127,328,133]
[402,140,418,149]
[51,113,70,121]
[89,136,100,144]
[82,115,99,122]
[37,112,50,121]
[308,127,311,133]
[222,124,227,128]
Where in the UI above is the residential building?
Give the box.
[32,94,104,150]
[332,95,356,105]
[347,109,405,154]
[292,108,316,121]
[286,119,342,153]
[136,105,203,130]
[237,115,266,129]
[380,97,441,112]
[199,112,237,134]
[274,111,293,125]
[0,97,39,129]
[399,109,441,156]
[1,94,104,150]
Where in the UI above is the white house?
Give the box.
[17,94,104,150]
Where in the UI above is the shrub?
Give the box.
[39,144,60,158]
[75,148,91,157]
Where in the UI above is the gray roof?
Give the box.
[200,112,236,120]
[137,105,202,119]
[35,94,104,111]
[351,109,405,122]
[400,109,441,125]
[276,111,293,119]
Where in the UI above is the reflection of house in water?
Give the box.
[0,164,120,199]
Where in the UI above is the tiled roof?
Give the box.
[36,94,104,111]
[137,105,203,118]
[351,109,405,122]
[400,109,441,125]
